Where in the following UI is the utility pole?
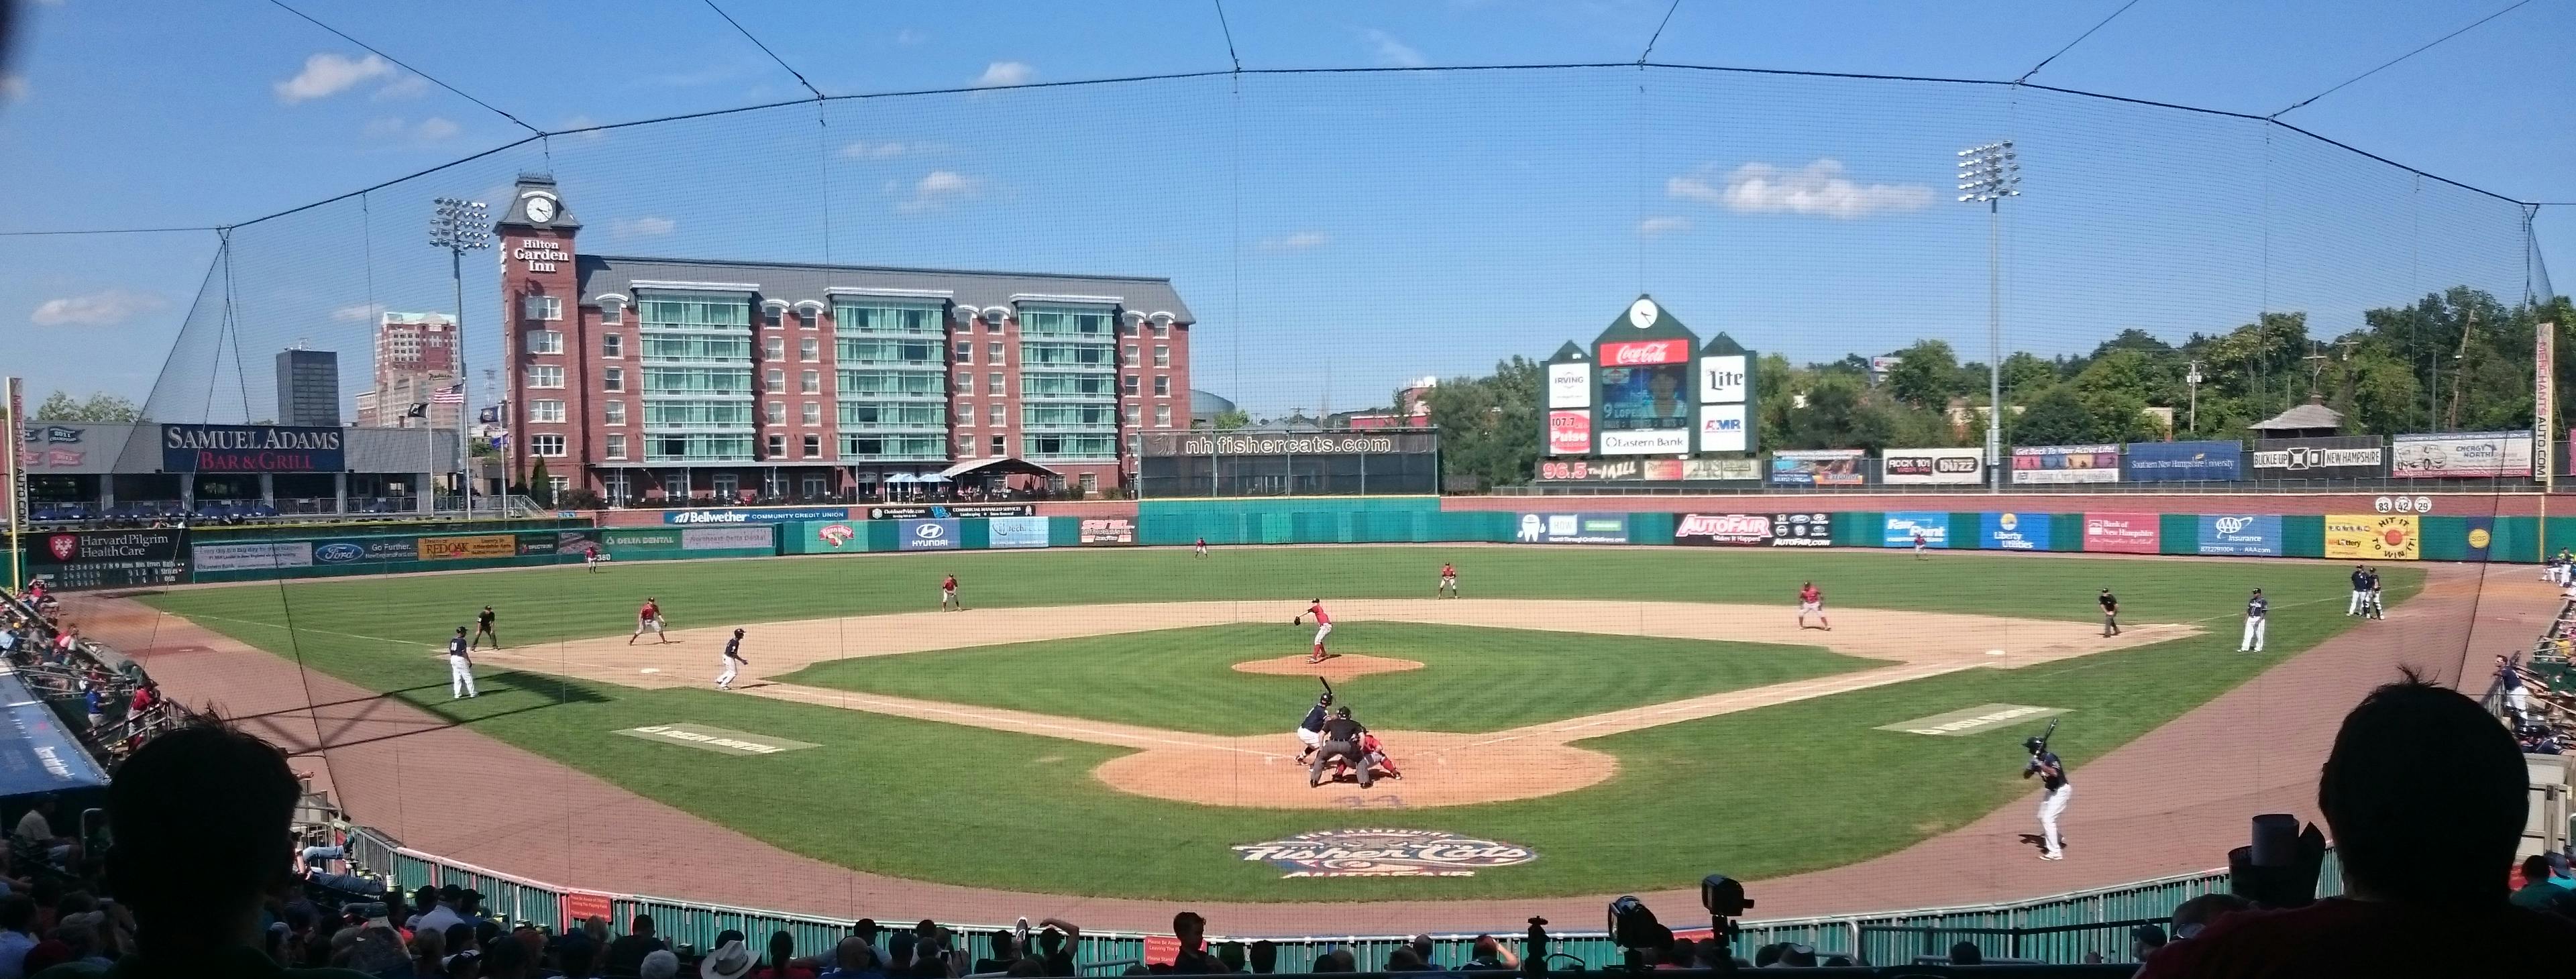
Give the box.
[1957,140,2019,490]
[2448,306,2476,430]
[429,198,491,519]
[2184,359,2203,436]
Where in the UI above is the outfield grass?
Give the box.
[136,546,2405,900]
[777,622,1879,735]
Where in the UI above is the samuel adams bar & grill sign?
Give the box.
[161,424,346,473]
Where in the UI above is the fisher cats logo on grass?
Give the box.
[1232,829,1536,878]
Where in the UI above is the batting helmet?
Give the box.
[2023,737,2047,753]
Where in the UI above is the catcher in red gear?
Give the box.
[1330,732,1403,783]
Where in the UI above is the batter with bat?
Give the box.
[2022,718,2070,861]
[1293,679,1334,764]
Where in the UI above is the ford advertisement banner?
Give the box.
[2011,445,2121,484]
[2082,513,2161,554]
[898,519,960,551]
[2126,440,2243,482]
[665,507,850,524]
[1979,512,2051,551]
[2390,430,2532,478]
[2196,514,2282,557]
[1515,513,1629,544]
[987,515,1051,549]
[1768,449,1866,486]
[311,537,421,565]
[2251,437,2384,479]
[1880,447,1984,485]
[1882,512,1949,548]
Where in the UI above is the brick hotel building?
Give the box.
[495,174,1193,502]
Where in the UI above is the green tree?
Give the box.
[2010,384,2092,446]
[1883,339,1963,410]
[34,391,143,422]
[527,457,554,505]
[1208,408,1250,430]
[1426,355,1542,488]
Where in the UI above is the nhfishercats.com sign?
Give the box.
[1231,829,1536,878]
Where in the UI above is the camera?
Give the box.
[1701,874,1752,917]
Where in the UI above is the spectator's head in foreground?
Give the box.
[1215,941,1246,974]
[1248,939,1277,974]
[1171,912,1204,951]
[2168,892,2252,939]
[2522,854,2553,888]
[640,949,680,979]
[2317,676,2526,905]
[105,720,300,958]
[2130,924,2167,961]
[632,915,657,939]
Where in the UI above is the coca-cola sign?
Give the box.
[1599,339,1688,365]
[1231,829,1536,878]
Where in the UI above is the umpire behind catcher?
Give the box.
[1308,706,1373,789]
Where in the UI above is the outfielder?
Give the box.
[1293,599,1334,663]
[2023,738,2071,860]
[471,605,500,650]
[2346,565,2371,616]
[1797,581,1829,630]
[1194,537,1208,559]
[1438,563,1459,599]
[717,628,749,690]
[2239,588,2267,652]
[941,574,961,611]
[446,626,477,699]
[629,597,669,644]
[1292,685,1334,764]
[584,543,603,573]
[1912,530,1928,559]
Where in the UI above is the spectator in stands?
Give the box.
[1212,943,1244,975]
[443,925,478,958]
[1772,943,1815,967]
[0,895,42,979]
[12,797,77,868]
[454,890,491,927]
[1750,944,1780,968]
[1163,913,1222,975]
[2139,677,2576,977]
[816,939,880,979]
[1313,949,1354,973]
[1032,919,1078,977]
[554,932,598,979]
[1383,948,1426,972]
[603,916,665,979]
[1243,941,1275,976]
[2167,892,2252,940]
[749,931,810,979]
[637,950,678,979]
[700,939,755,979]
[2512,855,2562,910]
[482,933,533,979]
[2129,924,2167,962]
[1403,935,1436,970]
[972,932,1017,976]
[413,928,448,979]
[1457,937,1511,972]
[883,933,912,975]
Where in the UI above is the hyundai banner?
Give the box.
[2011,445,2120,484]
[987,515,1051,549]
[898,518,961,551]
[1881,447,1984,485]
[2196,514,2282,557]
[2082,513,2160,554]
[2125,440,2243,482]
[1515,513,1629,544]
[2390,431,2532,478]
[1882,511,1949,548]
[1979,512,2051,551]
[1768,449,1866,486]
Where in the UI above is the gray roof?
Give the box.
[578,255,1193,323]
[2248,398,2345,432]
[1190,389,1237,418]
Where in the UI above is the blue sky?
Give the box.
[1,0,2567,419]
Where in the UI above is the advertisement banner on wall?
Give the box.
[554,530,601,555]
[2196,514,2282,557]
[193,541,313,573]
[681,526,775,551]
[2324,514,2420,560]
[418,534,517,561]
[2082,513,2161,553]
[666,507,849,524]
[1882,512,1949,548]
[863,504,1034,520]
[1697,403,1748,453]
[2462,516,2496,561]
[2390,431,2533,478]
[160,424,345,473]
[1979,512,2051,551]
[988,515,1051,549]
[1673,513,1774,546]
[1882,447,1984,485]
[601,529,684,551]
[1079,518,1136,545]
[1514,513,1629,544]
[1537,458,1759,481]
[2251,437,2385,479]
[2011,445,2121,484]
[1547,363,1591,408]
[898,519,960,551]
[1598,429,1690,455]
[2125,440,2243,482]
[1768,449,1867,486]
[1698,354,1748,404]
[1547,411,1592,455]
[25,529,186,589]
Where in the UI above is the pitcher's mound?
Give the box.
[1233,653,1424,681]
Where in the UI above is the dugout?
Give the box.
[1135,430,1438,497]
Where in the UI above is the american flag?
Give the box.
[431,382,464,404]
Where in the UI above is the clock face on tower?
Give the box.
[523,196,556,223]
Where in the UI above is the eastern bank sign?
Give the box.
[160,424,344,473]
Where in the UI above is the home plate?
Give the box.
[1985,649,2006,656]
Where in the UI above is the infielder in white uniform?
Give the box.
[717,628,748,690]
[2239,589,2268,652]
[446,626,476,699]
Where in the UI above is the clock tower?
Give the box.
[493,173,584,496]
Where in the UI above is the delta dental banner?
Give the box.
[2325,514,2420,561]
[2125,440,2243,482]
[2390,431,2533,478]
[1882,512,1949,548]
[2012,445,2121,484]
[1768,449,1866,486]
[2196,514,2282,557]
[2082,513,2160,553]
[1979,512,2051,551]
[1880,447,1984,485]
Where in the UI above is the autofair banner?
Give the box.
[2250,437,2384,479]
[2390,431,2532,478]
[1880,447,1983,485]
[1673,512,1830,547]
[2010,445,2119,485]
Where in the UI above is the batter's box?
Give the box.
[1878,703,2067,737]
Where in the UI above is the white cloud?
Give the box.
[895,28,928,45]
[1256,231,1331,252]
[973,61,1034,88]
[364,116,460,143]
[610,216,676,237]
[331,302,389,323]
[414,117,460,141]
[1361,29,1426,68]
[372,74,430,101]
[896,170,981,213]
[839,139,914,160]
[1668,159,1933,219]
[31,290,168,327]
[1637,217,1693,237]
[0,74,26,103]
[274,52,394,104]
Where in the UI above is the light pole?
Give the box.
[429,198,491,519]
[2185,359,2204,436]
[1958,141,2019,490]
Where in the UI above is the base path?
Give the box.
[61,566,2532,935]
[475,599,2193,809]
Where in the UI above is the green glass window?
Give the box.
[837,402,947,428]
[834,302,946,335]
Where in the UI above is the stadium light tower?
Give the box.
[1957,141,2020,490]
[429,198,491,519]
